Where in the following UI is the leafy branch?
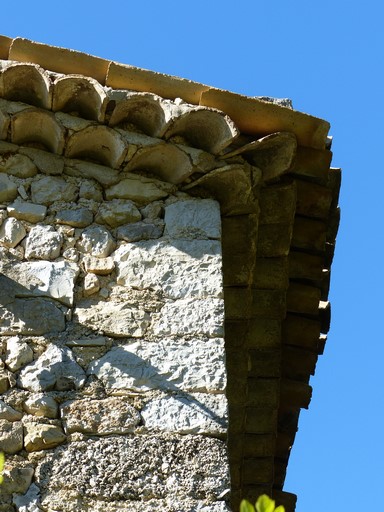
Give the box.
[240,494,285,512]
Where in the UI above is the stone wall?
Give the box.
[0,141,229,511]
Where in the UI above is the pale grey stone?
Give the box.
[0,217,26,247]
[83,273,100,296]
[74,300,150,338]
[24,423,66,452]
[114,239,223,299]
[142,393,227,435]
[7,200,47,222]
[140,201,163,220]
[88,339,226,393]
[153,298,224,337]
[1,465,34,496]
[0,399,23,421]
[13,483,42,512]
[56,208,93,228]
[25,225,63,260]
[18,184,29,200]
[18,345,86,392]
[116,221,164,242]
[23,395,58,419]
[30,176,78,205]
[164,199,221,240]
[105,173,174,203]
[19,146,65,175]
[79,179,103,201]
[0,297,66,335]
[61,397,141,435]
[95,199,141,228]
[66,337,106,347]
[5,336,34,372]
[0,419,23,454]
[0,174,18,202]
[36,435,229,504]
[83,256,114,275]
[0,153,37,178]
[77,225,115,258]
[64,159,120,187]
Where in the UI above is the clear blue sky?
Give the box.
[2,1,381,510]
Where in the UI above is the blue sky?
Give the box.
[2,1,382,510]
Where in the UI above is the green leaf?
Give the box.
[240,499,256,512]
[275,507,285,512]
[256,494,275,512]
[0,452,4,485]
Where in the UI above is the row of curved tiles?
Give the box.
[0,61,239,155]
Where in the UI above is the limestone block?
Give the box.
[0,174,18,202]
[12,483,41,511]
[83,256,114,275]
[77,225,115,258]
[83,273,100,296]
[79,179,103,201]
[23,395,58,418]
[88,339,226,393]
[114,239,223,299]
[1,260,79,306]
[5,336,34,372]
[36,435,229,504]
[142,393,227,435]
[153,298,224,337]
[61,397,141,435]
[19,146,65,175]
[95,199,141,228]
[0,153,37,178]
[30,176,78,205]
[24,423,66,452]
[1,466,34,496]
[105,173,174,203]
[56,208,93,228]
[7,200,47,222]
[64,159,120,187]
[0,400,23,421]
[0,297,66,335]
[0,217,26,247]
[25,225,63,260]
[0,420,23,454]
[74,300,150,338]
[116,221,164,242]
[18,345,86,392]
[164,199,221,240]
[140,201,163,220]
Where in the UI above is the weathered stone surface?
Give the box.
[5,336,34,372]
[66,337,106,348]
[12,483,41,511]
[36,435,229,504]
[77,225,115,258]
[25,225,63,260]
[7,200,47,222]
[24,423,66,452]
[83,273,100,296]
[0,420,23,454]
[95,199,141,227]
[0,370,10,393]
[61,397,141,435]
[79,179,103,201]
[153,298,224,337]
[1,465,34,496]
[19,146,65,175]
[0,217,26,247]
[0,297,66,335]
[0,153,37,178]
[74,300,150,338]
[2,260,79,306]
[105,173,174,203]
[83,256,114,275]
[31,176,78,205]
[142,393,227,435]
[0,174,18,202]
[164,199,221,240]
[23,395,58,419]
[56,208,93,228]
[0,400,23,421]
[64,159,120,187]
[18,345,86,392]
[116,221,164,242]
[88,339,226,393]
[114,239,222,299]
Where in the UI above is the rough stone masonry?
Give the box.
[0,143,229,511]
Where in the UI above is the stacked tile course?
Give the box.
[0,38,341,512]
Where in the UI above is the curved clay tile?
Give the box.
[65,125,127,169]
[0,63,51,109]
[124,143,193,184]
[164,107,239,154]
[52,75,108,122]
[222,131,297,182]
[11,109,65,154]
[109,92,168,137]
